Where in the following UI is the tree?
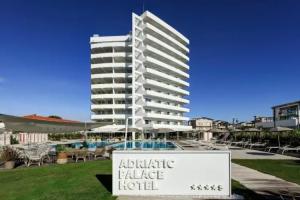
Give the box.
[48,115,62,119]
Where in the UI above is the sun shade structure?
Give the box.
[0,114,111,133]
[270,126,293,132]
[270,126,293,147]
[208,128,228,133]
[245,128,261,132]
[118,127,143,132]
[229,128,242,132]
[90,124,121,133]
[152,128,174,133]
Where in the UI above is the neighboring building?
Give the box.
[273,100,300,128]
[254,116,273,128]
[213,120,230,130]
[189,117,213,131]
[0,121,11,146]
[188,117,213,141]
[0,114,103,145]
[255,100,300,129]
[235,121,254,129]
[90,11,191,134]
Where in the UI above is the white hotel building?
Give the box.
[90,11,191,133]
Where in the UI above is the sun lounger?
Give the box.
[265,146,281,152]
[248,142,267,149]
[280,146,300,154]
[230,141,244,146]
[24,150,43,167]
[93,148,105,159]
[75,149,88,162]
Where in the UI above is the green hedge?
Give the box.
[231,129,300,146]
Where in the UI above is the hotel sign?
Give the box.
[112,150,231,198]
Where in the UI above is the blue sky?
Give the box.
[0,0,299,122]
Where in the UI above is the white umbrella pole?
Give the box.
[124,118,128,150]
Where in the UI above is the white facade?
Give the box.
[0,122,11,146]
[90,11,191,132]
[255,101,300,128]
[18,133,48,144]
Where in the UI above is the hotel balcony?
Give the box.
[143,22,189,54]
[91,104,132,110]
[144,44,189,71]
[90,35,131,43]
[91,94,132,100]
[144,79,189,95]
[144,68,189,87]
[91,52,132,59]
[141,11,189,46]
[91,63,132,70]
[91,73,132,79]
[144,90,189,104]
[144,123,192,131]
[143,34,189,62]
[91,83,132,90]
[144,113,189,121]
[91,114,130,120]
[91,41,131,49]
[144,56,189,79]
[145,101,189,112]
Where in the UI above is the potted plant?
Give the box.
[0,146,19,169]
[56,145,68,164]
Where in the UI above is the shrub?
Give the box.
[10,135,19,145]
[56,145,66,153]
[0,147,19,162]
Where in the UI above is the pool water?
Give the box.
[71,141,110,149]
[111,140,178,150]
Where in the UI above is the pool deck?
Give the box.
[177,140,300,160]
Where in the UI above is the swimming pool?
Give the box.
[110,140,179,150]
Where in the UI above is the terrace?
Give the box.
[1,113,300,199]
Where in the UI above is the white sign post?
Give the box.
[113,150,231,198]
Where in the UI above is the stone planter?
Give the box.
[56,152,68,164]
[4,161,15,169]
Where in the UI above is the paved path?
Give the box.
[232,163,300,198]
[230,148,300,160]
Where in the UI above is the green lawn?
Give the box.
[233,159,300,185]
[0,160,260,200]
[0,160,115,200]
